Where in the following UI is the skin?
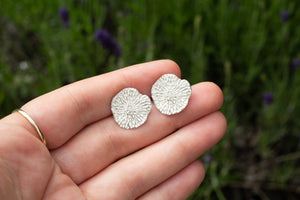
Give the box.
[0,60,226,200]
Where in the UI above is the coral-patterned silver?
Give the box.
[151,74,192,115]
[111,88,152,129]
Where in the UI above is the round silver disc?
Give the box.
[111,88,152,129]
[151,74,192,115]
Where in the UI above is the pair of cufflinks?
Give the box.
[111,74,192,129]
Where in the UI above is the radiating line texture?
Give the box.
[111,88,152,129]
[151,74,192,115]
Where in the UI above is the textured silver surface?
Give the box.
[111,88,152,129]
[151,74,192,115]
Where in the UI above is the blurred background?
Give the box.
[0,0,300,199]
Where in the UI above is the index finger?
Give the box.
[6,60,181,149]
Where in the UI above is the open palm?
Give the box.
[0,60,226,200]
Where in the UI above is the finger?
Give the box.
[0,122,54,200]
[137,160,205,200]
[4,60,181,149]
[79,111,227,199]
[51,82,223,184]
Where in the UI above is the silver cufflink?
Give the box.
[151,74,192,115]
[111,88,152,129]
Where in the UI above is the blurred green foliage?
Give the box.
[0,0,300,199]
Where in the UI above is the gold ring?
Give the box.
[13,109,47,145]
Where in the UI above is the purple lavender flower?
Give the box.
[263,92,274,105]
[95,29,121,57]
[203,155,212,164]
[59,7,69,28]
[291,58,300,69]
[280,10,289,23]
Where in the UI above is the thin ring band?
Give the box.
[13,109,47,145]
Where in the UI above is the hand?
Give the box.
[0,60,226,200]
